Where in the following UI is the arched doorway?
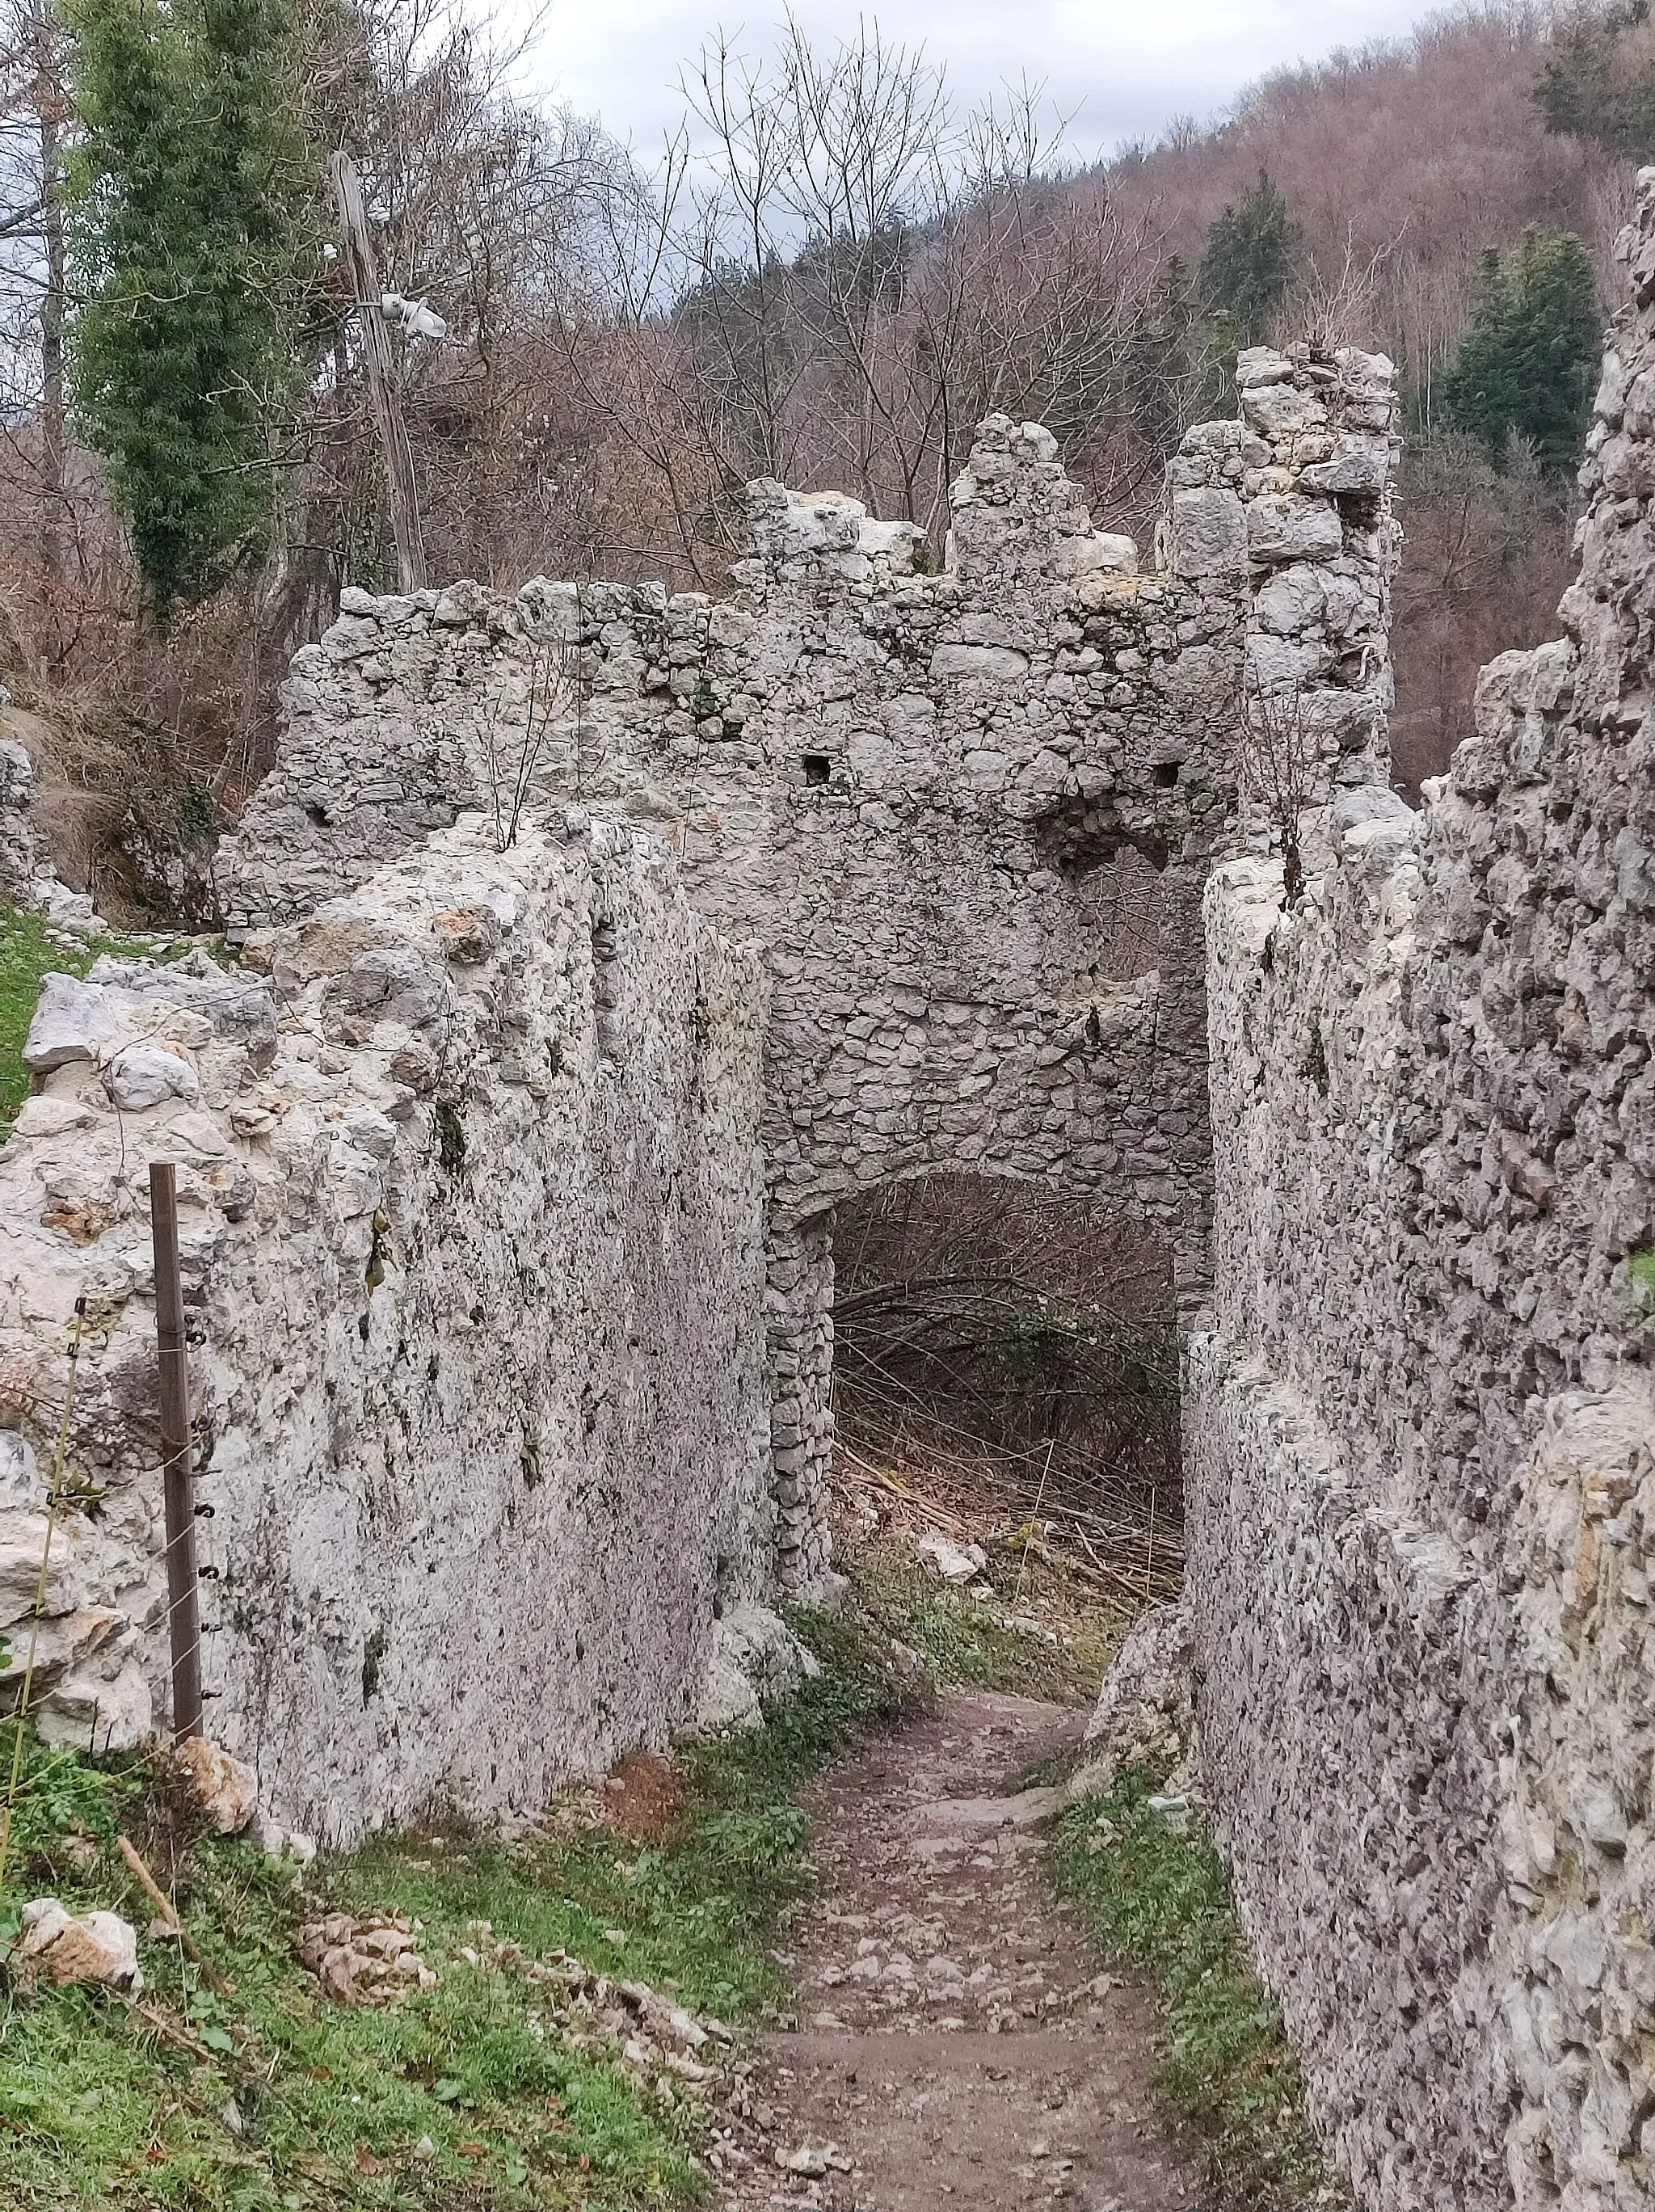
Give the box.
[764,1174,1183,1605]
[832,1173,1181,1607]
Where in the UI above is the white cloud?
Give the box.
[504,0,1438,154]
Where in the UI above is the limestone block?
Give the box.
[1169,487,1247,579]
[23,974,118,1072]
[1058,531,1139,579]
[1246,494,1344,565]
[12,1899,141,1990]
[1240,381,1329,436]
[432,579,489,626]
[746,482,865,562]
[927,643,1030,684]
[34,1658,153,1751]
[168,1734,259,1834]
[1299,441,1391,497]
[0,1430,41,1508]
[1236,346,1294,386]
[1,1515,78,1620]
[1333,345,1395,394]
[1251,562,1326,635]
[693,1602,818,1731]
[857,516,926,568]
[103,1045,199,1112]
[11,1096,98,1140]
[1069,1601,1194,1800]
[916,1532,987,1582]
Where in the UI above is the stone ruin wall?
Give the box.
[1189,182,1655,2210]
[220,351,1398,1587]
[0,820,773,1839]
[0,335,1404,1848]
[30,261,1649,2212]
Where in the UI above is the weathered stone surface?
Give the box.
[168,1734,259,1835]
[1187,185,1655,2212]
[1245,492,1345,564]
[217,370,1396,1591]
[1070,1601,1193,1801]
[103,1044,199,1111]
[0,822,770,1838]
[1169,486,1247,578]
[694,1600,819,1732]
[0,724,97,924]
[23,974,118,1070]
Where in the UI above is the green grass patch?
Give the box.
[0,900,177,1131]
[840,1540,1120,1702]
[1051,1766,1343,2209]
[0,1608,909,2210]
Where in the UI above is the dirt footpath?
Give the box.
[717,1687,1202,2212]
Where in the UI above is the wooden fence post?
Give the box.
[149,1162,203,1741]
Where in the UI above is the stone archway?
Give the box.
[220,360,1400,1628]
[764,1160,1192,1597]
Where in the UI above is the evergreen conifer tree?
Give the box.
[1198,169,1297,350]
[1438,230,1600,474]
[64,0,322,617]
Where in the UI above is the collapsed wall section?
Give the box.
[1189,186,1655,2210]
[0,818,771,1839]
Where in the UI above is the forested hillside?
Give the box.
[1097,0,1634,786]
[0,0,1646,908]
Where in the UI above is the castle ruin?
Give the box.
[2,145,1653,2212]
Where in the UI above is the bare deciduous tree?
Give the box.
[552,17,1176,579]
[832,1172,1182,1573]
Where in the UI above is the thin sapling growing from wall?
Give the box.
[477,632,586,851]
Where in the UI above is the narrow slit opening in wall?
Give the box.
[802,752,831,786]
[828,1173,1183,1601]
[592,913,620,1059]
[1072,841,1163,984]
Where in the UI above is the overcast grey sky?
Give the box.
[509,1,1441,154]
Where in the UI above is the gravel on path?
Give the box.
[716,1686,1202,2212]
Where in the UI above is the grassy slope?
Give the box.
[0,1607,904,2211]
[845,1539,1122,1704]
[1051,1765,1343,2209]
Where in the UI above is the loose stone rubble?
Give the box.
[11,1896,142,1990]
[294,1909,438,2003]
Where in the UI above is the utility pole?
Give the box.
[328,150,427,593]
